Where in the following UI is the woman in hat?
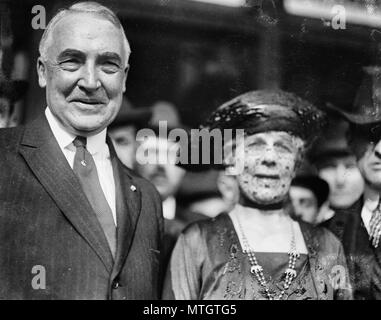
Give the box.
[163,90,352,300]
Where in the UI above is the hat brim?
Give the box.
[325,102,381,125]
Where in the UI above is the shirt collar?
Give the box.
[45,107,108,156]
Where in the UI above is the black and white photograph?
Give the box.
[1,0,381,310]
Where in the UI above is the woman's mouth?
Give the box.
[255,174,279,179]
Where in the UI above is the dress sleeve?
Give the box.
[162,224,204,300]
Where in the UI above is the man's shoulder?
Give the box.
[324,198,363,239]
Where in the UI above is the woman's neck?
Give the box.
[232,203,290,227]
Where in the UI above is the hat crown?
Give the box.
[338,66,381,124]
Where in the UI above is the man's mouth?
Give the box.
[71,98,106,105]
[370,162,381,170]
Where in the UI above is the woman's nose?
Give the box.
[261,146,277,166]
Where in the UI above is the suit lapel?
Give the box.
[19,116,114,272]
[108,138,142,279]
[342,198,363,256]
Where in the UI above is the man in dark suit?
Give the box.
[327,66,381,299]
[0,2,163,299]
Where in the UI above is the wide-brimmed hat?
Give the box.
[307,111,354,165]
[203,89,327,145]
[109,97,152,130]
[326,66,381,125]
[181,90,326,172]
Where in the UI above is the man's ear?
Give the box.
[37,57,47,88]
[122,64,129,93]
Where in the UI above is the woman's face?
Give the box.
[237,131,303,205]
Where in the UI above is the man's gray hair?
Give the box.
[39,1,131,66]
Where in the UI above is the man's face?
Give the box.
[37,13,128,136]
[318,155,364,209]
[237,131,302,205]
[135,137,185,200]
[289,186,318,223]
[355,139,381,190]
[109,125,137,169]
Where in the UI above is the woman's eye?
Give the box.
[275,144,292,153]
[248,142,264,148]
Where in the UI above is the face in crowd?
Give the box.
[109,125,137,169]
[135,136,186,201]
[317,155,364,209]
[236,130,304,205]
[289,186,319,223]
[350,132,381,191]
[37,12,129,136]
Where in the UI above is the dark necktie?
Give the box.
[73,136,116,258]
[369,197,381,248]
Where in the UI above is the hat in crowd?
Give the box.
[326,66,381,140]
[110,99,187,133]
[203,90,327,146]
[109,97,152,130]
[307,112,353,165]
[326,66,381,125]
[291,175,330,208]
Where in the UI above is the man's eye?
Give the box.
[60,60,81,70]
[115,137,132,145]
[101,62,120,73]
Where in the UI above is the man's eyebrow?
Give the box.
[57,49,85,61]
[97,52,122,64]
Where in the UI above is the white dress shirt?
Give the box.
[162,196,176,220]
[45,107,117,225]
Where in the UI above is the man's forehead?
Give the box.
[48,12,125,56]
[318,154,357,168]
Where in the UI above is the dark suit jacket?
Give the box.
[0,116,163,299]
[327,198,381,299]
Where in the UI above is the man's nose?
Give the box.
[335,164,346,185]
[374,140,381,159]
[78,64,100,91]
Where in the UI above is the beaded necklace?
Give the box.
[234,211,300,300]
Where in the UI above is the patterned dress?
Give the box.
[163,213,352,300]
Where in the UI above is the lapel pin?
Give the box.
[130,185,137,192]
[81,160,87,167]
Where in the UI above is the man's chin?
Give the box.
[70,121,108,136]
